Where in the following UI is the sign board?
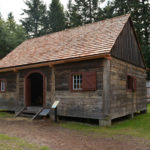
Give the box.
[52,101,60,109]
[40,108,51,116]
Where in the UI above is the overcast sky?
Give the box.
[0,0,108,23]
[0,0,68,23]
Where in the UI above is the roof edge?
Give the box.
[0,53,111,73]
[110,14,130,54]
[23,14,131,43]
[128,17,146,69]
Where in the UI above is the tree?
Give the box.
[67,0,102,27]
[20,0,49,38]
[102,0,150,77]
[48,0,66,32]
[137,0,150,73]
[0,13,26,58]
[96,1,114,21]
[7,12,16,30]
[66,0,83,27]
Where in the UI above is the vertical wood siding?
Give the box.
[111,19,145,68]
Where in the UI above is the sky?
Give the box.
[0,0,68,23]
[0,0,108,23]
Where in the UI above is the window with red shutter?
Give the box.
[70,72,97,91]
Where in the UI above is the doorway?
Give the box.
[25,72,45,107]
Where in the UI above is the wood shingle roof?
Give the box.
[0,14,130,69]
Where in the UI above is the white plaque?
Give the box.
[52,101,60,108]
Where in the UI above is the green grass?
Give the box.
[61,104,150,139]
[0,111,13,118]
[0,134,50,150]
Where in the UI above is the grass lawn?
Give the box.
[0,134,49,150]
[61,104,150,139]
[0,111,14,118]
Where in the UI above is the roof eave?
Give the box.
[0,53,111,73]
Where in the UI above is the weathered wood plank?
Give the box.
[111,19,145,68]
[110,57,146,119]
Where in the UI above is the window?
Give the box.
[71,72,96,91]
[127,75,136,92]
[0,80,6,92]
[73,74,82,90]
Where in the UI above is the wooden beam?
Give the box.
[13,68,18,72]
[0,53,110,72]
[49,63,54,68]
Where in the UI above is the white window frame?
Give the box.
[0,80,6,92]
[73,74,82,90]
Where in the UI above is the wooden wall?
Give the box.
[0,57,146,121]
[54,59,104,119]
[0,59,105,120]
[110,57,147,119]
[111,19,145,68]
[0,71,17,110]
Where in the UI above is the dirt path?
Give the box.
[0,118,149,150]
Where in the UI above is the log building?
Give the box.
[0,14,147,126]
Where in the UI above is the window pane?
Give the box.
[1,80,5,92]
[77,80,80,88]
[127,76,133,90]
[72,74,82,90]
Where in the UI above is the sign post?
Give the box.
[55,107,57,122]
[52,101,60,122]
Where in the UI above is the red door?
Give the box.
[25,78,31,106]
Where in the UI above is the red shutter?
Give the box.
[70,73,73,91]
[82,72,97,91]
[0,80,1,92]
[133,77,136,92]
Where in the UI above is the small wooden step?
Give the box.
[27,107,43,112]
[21,107,43,114]
[15,107,26,117]
[23,110,39,114]
[15,106,50,120]
[19,113,34,118]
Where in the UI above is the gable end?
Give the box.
[111,18,145,68]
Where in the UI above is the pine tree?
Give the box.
[67,0,101,27]
[0,13,26,58]
[96,1,114,21]
[66,0,82,27]
[137,0,150,72]
[7,12,16,30]
[20,0,49,38]
[102,0,150,76]
[48,0,66,33]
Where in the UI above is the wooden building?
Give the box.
[0,14,147,126]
